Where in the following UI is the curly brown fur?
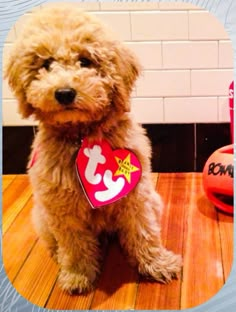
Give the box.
[5,4,182,294]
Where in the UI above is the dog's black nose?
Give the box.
[55,88,76,106]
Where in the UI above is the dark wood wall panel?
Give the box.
[143,124,194,172]
[3,127,35,174]
[2,124,231,174]
[196,124,231,171]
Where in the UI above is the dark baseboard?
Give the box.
[2,123,231,174]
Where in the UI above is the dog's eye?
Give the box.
[79,57,93,68]
[42,58,54,70]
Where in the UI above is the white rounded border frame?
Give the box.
[0,0,235,311]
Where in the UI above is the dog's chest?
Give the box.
[29,133,141,232]
[29,137,80,191]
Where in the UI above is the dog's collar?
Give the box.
[43,123,90,146]
[60,129,83,146]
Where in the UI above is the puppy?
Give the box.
[5,5,182,294]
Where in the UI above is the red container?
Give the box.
[229,81,234,142]
[203,144,234,214]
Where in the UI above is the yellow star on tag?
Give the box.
[114,153,140,183]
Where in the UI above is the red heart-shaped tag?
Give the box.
[75,138,142,208]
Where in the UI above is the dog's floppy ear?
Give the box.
[116,43,141,93]
[112,43,141,112]
[4,49,35,118]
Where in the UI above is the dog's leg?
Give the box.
[32,205,58,260]
[54,228,101,294]
[117,190,182,283]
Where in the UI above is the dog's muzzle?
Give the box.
[55,88,76,106]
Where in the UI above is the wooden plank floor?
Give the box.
[2,173,233,310]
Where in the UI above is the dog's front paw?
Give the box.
[58,270,95,294]
[48,247,58,263]
[139,248,182,283]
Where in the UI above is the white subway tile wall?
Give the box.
[2,1,233,125]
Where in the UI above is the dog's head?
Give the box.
[5,5,141,126]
